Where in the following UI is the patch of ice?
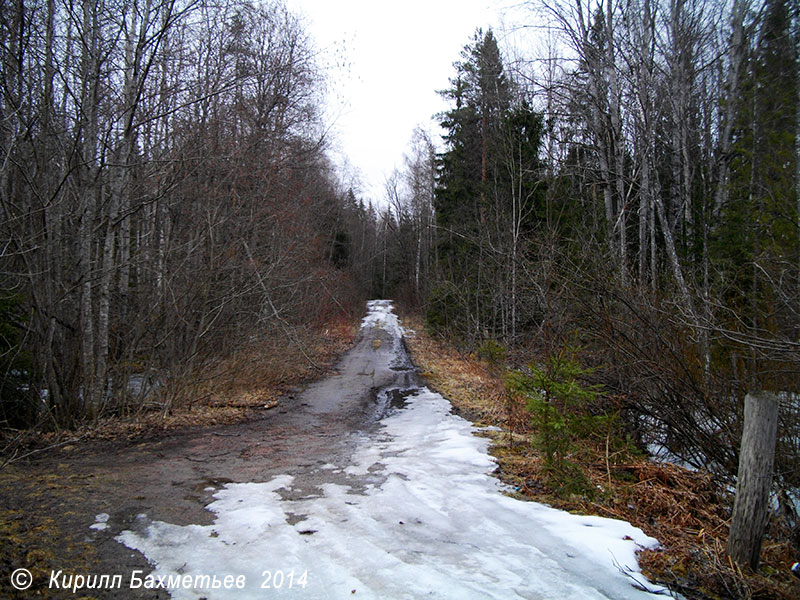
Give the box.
[119,389,667,599]
[90,513,110,531]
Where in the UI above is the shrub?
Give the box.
[507,346,605,497]
[476,339,506,371]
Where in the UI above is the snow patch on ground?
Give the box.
[361,299,405,339]
[118,389,666,599]
[90,513,110,531]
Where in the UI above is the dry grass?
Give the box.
[1,317,358,454]
[403,316,523,430]
[160,318,357,419]
[403,315,800,600]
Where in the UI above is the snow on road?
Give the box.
[117,300,668,599]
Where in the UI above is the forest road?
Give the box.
[1,300,418,599]
[3,300,664,599]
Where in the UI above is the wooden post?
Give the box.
[727,391,779,570]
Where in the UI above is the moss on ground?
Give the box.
[0,465,102,599]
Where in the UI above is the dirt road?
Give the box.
[2,301,664,600]
[1,301,416,599]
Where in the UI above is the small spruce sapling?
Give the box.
[507,346,603,497]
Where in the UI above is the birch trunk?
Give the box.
[650,183,657,294]
[0,0,22,212]
[669,0,686,235]
[639,151,652,286]
[571,0,616,260]
[43,0,62,416]
[636,0,655,288]
[654,181,691,305]
[79,0,100,418]
[713,0,747,219]
[93,213,115,417]
[606,0,627,283]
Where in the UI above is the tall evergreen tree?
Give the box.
[715,0,798,363]
[430,29,544,342]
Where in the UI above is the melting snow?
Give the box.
[360,299,405,339]
[116,301,668,599]
[90,513,110,531]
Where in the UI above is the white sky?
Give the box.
[285,0,515,203]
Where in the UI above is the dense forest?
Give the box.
[1,0,799,561]
[0,0,380,429]
[377,0,800,543]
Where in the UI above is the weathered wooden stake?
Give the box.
[727,391,779,571]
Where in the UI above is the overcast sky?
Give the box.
[285,0,513,203]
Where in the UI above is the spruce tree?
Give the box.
[430,29,545,342]
[713,0,798,380]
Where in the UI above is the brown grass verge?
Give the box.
[1,317,359,458]
[402,314,799,600]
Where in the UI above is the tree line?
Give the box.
[0,0,376,429]
[380,0,799,536]
[2,0,798,534]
